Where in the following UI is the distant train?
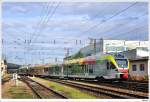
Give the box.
[18,53,129,80]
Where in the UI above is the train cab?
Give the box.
[114,54,129,79]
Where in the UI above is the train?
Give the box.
[18,53,129,80]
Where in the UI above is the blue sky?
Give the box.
[2,2,148,65]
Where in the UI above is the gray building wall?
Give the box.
[120,47,149,60]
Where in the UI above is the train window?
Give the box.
[140,64,145,71]
[44,68,48,72]
[110,62,116,69]
[107,62,110,70]
[132,65,136,71]
[115,59,128,68]
[89,65,93,74]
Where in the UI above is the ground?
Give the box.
[2,79,37,99]
[31,77,101,99]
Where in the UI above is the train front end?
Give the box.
[115,58,129,79]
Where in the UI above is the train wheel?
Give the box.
[96,76,104,81]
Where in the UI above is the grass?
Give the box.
[7,85,34,99]
[2,80,36,99]
[2,74,12,82]
[31,77,97,99]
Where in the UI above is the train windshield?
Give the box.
[115,59,128,68]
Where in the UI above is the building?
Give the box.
[120,47,149,81]
[68,39,149,81]
[80,38,148,57]
[1,60,7,76]
[129,57,148,81]
[121,47,149,59]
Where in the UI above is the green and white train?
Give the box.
[18,53,129,80]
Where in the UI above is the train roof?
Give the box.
[64,53,120,65]
[19,63,60,70]
[20,53,126,69]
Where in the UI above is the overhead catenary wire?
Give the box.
[81,2,138,34]
[93,12,148,37]
[28,2,60,64]
[30,2,61,46]
[3,2,148,65]
[111,25,147,39]
[4,2,144,47]
[29,2,54,42]
[5,2,137,59]
[24,2,54,65]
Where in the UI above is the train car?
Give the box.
[18,53,129,80]
[27,64,55,77]
[18,64,62,78]
[63,53,129,80]
[18,65,48,76]
[18,67,28,75]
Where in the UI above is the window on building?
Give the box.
[132,65,136,71]
[140,64,145,71]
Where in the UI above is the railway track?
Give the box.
[48,79,148,99]
[119,80,148,93]
[20,76,68,99]
[76,80,148,93]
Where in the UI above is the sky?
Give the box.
[2,2,148,65]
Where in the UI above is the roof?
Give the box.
[130,57,149,62]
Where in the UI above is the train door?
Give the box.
[84,64,89,77]
[83,65,86,77]
[106,61,110,76]
[60,65,64,78]
[89,64,94,76]
[44,68,49,76]
[106,61,117,79]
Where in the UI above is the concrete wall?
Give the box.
[136,48,149,57]
[80,39,148,57]
[103,40,148,53]
[121,49,137,59]
[121,48,149,60]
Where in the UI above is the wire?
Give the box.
[28,2,60,64]
[111,25,147,39]
[79,2,138,36]
[30,2,61,45]
[93,12,148,37]
[30,2,54,42]
[26,2,54,64]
